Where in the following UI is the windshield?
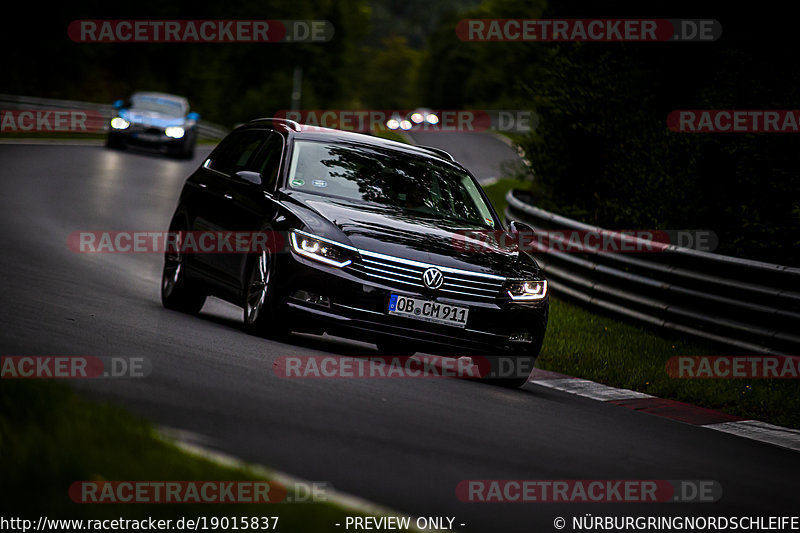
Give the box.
[287,141,497,229]
[130,95,186,117]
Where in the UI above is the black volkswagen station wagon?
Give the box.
[162,118,548,387]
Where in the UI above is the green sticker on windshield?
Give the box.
[291,178,305,187]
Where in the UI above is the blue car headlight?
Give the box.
[165,126,185,139]
[110,117,130,129]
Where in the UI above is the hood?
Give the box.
[121,109,186,128]
[284,191,542,278]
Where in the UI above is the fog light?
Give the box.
[292,290,330,307]
[509,332,533,343]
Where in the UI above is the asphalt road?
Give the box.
[407,131,522,184]
[1,141,798,532]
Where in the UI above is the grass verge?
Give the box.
[480,177,529,219]
[482,178,800,429]
[0,380,391,530]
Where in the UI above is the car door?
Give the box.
[218,130,286,286]
[187,129,269,288]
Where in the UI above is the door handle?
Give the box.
[223,193,233,200]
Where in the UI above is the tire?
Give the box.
[171,134,195,159]
[172,140,195,159]
[242,250,288,338]
[161,215,206,314]
[183,140,195,159]
[477,353,537,389]
[489,375,531,388]
[106,134,126,150]
[375,342,416,357]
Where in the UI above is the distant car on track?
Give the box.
[161,118,548,387]
[107,91,199,158]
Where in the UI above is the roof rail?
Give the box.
[245,117,302,132]
[419,145,455,161]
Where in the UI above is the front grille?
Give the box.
[349,249,505,302]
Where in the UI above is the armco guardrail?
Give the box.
[505,189,800,355]
[0,94,228,140]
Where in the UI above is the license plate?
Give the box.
[388,294,468,328]
[136,133,161,142]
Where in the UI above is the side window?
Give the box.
[206,131,267,175]
[250,132,285,191]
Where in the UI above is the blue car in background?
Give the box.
[107,92,199,159]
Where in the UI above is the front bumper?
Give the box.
[110,126,188,148]
[278,252,548,356]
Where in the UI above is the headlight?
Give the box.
[507,280,547,301]
[110,117,130,129]
[289,230,355,268]
[165,126,185,139]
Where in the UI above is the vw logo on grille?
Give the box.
[422,268,444,289]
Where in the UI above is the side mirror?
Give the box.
[187,112,200,121]
[508,220,536,252]
[508,220,534,233]
[234,170,263,186]
[113,99,124,109]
